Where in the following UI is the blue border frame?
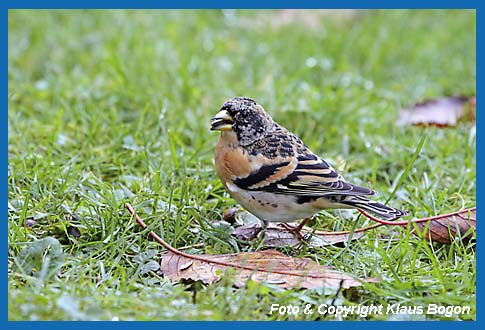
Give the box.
[5,0,479,329]
[4,1,479,9]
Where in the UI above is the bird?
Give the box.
[210,96,408,238]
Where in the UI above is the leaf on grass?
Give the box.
[66,225,81,238]
[412,207,476,244]
[222,207,240,224]
[231,209,367,247]
[397,96,475,127]
[312,228,367,246]
[161,249,369,289]
[25,219,37,228]
[125,203,375,290]
[233,222,365,247]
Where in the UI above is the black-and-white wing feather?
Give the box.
[234,153,376,197]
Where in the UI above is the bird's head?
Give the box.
[210,97,275,146]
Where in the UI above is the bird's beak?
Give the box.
[210,110,233,131]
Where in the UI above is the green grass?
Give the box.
[8,9,476,320]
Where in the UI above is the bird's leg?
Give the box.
[250,220,268,249]
[256,220,268,238]
[252,219,267,237]
[282,218,311,240]
[261,220,268,231]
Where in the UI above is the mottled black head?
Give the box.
[210,97,276,146]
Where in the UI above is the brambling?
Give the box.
[211,97,408,237]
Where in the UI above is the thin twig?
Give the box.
[357,207,476,226]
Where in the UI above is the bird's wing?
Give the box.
[234,153,376,197]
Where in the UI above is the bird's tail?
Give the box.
[340,195,408,220]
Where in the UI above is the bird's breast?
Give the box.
[215,134,251,183]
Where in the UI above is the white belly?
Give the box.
[225,182,320,222]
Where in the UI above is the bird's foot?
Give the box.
[282,218,311,240]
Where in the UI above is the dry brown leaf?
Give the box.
[161,249,369,289]
[230,209,372,247]
[222,207,240,224]
[397,96,475,127]
[412,208,476,244]
[125,203,372,290]
[233,222,366,248]
[312,228,367,246]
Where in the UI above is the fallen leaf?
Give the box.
[233,222,365,248]
[397,96,475,127]
[124,203,374,290]
[467,96,476,121]
[312,228,367,246]
[222,207,240,224]
[25,219,37,228]
[231,209,369,247]
[412,207,476,244]
[66,225,81,238]
[161,249,368,289]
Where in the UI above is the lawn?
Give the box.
[8,9,476,320]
